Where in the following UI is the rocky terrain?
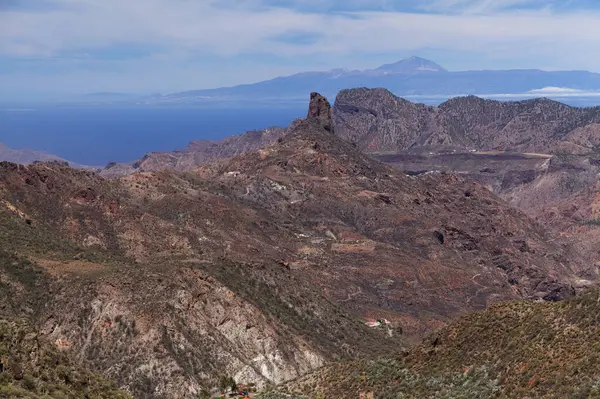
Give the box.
[279,289,600,398]
[0,93,591,397]
[0,160,391,398]
[0,315,129,398]
[334,88,600,154]
[103,89,600,178]
[98,91,600,279]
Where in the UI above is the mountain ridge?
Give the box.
[0,142,73,166]
[376,56,448,74]
[102,91,600,178]
[0,92,591,397]
[333,88,600,154]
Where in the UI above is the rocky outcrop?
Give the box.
[307,92,334,133]
[102,93,334,178]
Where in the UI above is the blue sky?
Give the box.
[2,0,600,100]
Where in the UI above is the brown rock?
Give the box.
[307,92,334,133]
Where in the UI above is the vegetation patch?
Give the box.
[281,290,600,398]
[0,318,130,398]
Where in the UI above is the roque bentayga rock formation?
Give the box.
[1,92,592,397]
[307,92,334,133]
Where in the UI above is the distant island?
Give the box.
[135,56,600,105]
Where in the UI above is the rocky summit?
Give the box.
[2,92,600,398]
[307,92,334,133]
[333,88,600,154]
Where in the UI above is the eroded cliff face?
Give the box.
[307,92,334,133]
[333,88,600,154]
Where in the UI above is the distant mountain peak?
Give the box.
[375,56,447,74]
[0,142,69,166]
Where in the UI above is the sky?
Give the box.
[2,0,600,100]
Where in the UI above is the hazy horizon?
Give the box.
[4,0,600,101]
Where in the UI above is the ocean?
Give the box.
[0,106,305,166]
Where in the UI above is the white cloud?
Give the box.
[2,0,600,95]
[529,87,587,94]
[1,0,599,58]
[420,0,550,14]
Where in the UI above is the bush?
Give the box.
[219,376,237,394]
[22,374,36,391]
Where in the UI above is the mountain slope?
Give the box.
[0,161,393,398]
[282,289,600,398]
[0,315,130,399]
[333,88,600,154]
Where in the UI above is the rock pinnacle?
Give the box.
[307,92,334,133]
